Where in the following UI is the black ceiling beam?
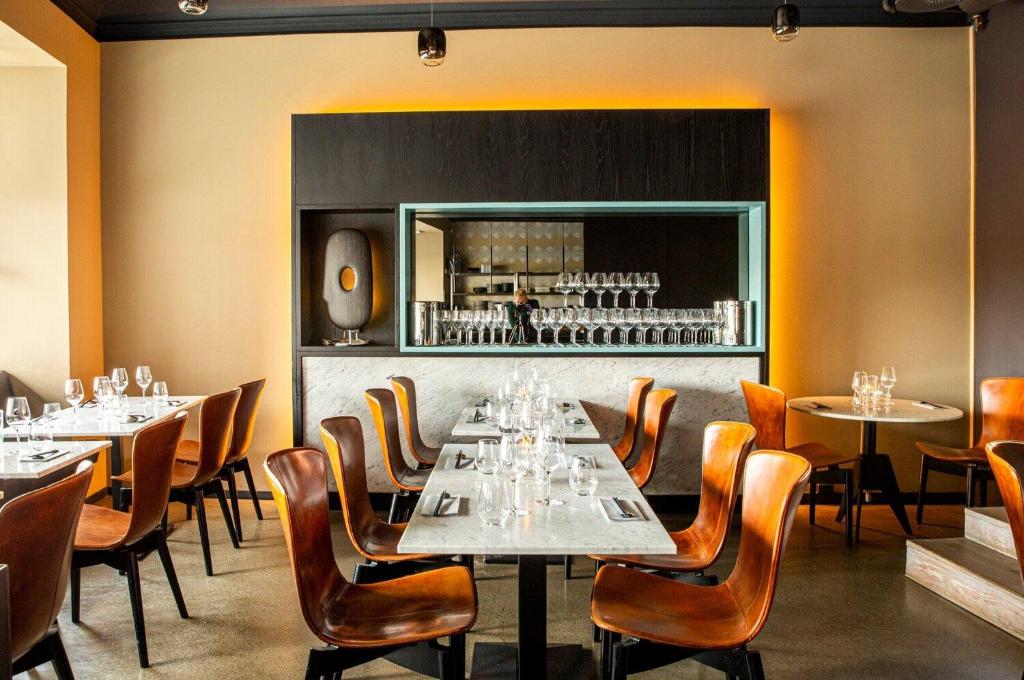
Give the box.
[50,0,969,42]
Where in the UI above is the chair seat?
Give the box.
[174,439,200,464]
[74,504,131,550]
[592,565,752,650]
[114,462,198,489]
[916,441,987,464]
[396,468,430,492]
[787,441,857,469]
[317,566,477,648]
[590,528,714,573]
[359,522,434,563]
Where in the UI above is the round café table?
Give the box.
[787,396,964,536]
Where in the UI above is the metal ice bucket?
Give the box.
[410,301,441,346]
[715,300,754,346]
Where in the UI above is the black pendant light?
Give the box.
[771,4,801,41]
[418,2,446,66]
[178,0,208,15]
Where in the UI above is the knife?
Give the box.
[611,496,633,519]
[432,491,450,517]
[921,400,946,409]
[455,452,464,469]
[809,401,832,410]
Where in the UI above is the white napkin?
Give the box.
[420,494,462,516]
[599,497,645,522]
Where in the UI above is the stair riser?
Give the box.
[965,510,1017,559]
[906,543,1024,641]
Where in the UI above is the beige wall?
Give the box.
[0,66,68,399]
[101,27,972,490]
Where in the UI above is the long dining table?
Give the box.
[398,442,675,680]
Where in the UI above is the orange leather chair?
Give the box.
[321,415,464,583]
[987,441,1024,581]
[178,378,266,541]
[612,377,655,463]
[917,377,1024,523]
[365,388,430,524]
[741,380,858,545]
[0,461,92,680]
[264,447,477,680]
[390,376,442,466]
[592,451,811,680]
[115,388,241,576]
[73,412,190,668]
[626,388,677,490]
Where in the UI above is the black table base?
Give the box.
[835,421,913,536]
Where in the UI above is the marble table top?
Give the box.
[398,443,675,556]
[788,396,964,424]
[1,396,204,439]
[0,440,111,479]
[450,399,602,441]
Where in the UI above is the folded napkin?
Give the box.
[420,494,462,517]
[446,454,476,470]
[599,497,645,522]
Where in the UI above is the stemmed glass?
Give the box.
[491,308,507,345]
[555,272,573,308]
[93,376,114,414]
[499,437,531,517]
[476,311,488,345]
[623,309,641,345]
[571,272,587,307]
[600,308,617,344]
[607,273,625,308]
[669,309,686,345]
[643,272,660,308]
[588,273,608,309]
[564,308,582,347]
[530,309,547,347]
[880,366,896,404]
[640,309,659,346]
[110,368,129,397]
[547,309,564,347]
[577,309,595,345]
[535,423,566,506]
[136,366,152,402]
[65,378,84,421]
[851,371,868,409]
[5,397,31,452]
[624,273,641,308]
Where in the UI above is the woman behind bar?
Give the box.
[508,288,538,344]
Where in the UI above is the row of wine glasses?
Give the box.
[64,366,166,418]
[851,367,896,411]
[529,307,724,347]
[438,309,509,345]
[554,272,660,309]
[3,398,67,453]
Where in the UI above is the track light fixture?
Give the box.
[418,2,446,66]
[771,3,801,41]
[178,0,208,15]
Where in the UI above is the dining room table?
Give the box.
[451,398,602,441]
[1,396,204,510]
[0,439,112,507]
[787,395,964,536]
[398,441,675,680]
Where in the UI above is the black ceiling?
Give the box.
[50,0,969,42]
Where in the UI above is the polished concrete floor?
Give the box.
[18,498,1024,679]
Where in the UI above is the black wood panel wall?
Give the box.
[293,109,769,205]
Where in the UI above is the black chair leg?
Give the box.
[916,457,930,523]
[745,650,766,680]
[226,471,243,542]
[47,629,76,680]
[194,490,214,576]
[855,479,864,543]
[808,481,817,525]
[451,634,466,680]
[610,634,629,680]
[564,555,573,579]
[967,464,977,508]
[980,478,989,506]
[212,480,241,549]
[125,552,149,668]
[241,459,264,520]
[70,563,81,623]
[155,531,189,618]
[186,501,192,521]
[844,469,854,547]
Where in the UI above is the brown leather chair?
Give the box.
[626,388,677,490]
[365,388,430,523]
[987,441,1024,581]
[115,388,241,576]
[390,376,441,466]
[592,451,811,680]
[741,380,858,545]
[72,413,189,668]
[916,377,1024,523]
[264,447,477,680]
[0,461,92,680]
[320,415,452,583]
[178,378,266,541]
[612,377,655,463]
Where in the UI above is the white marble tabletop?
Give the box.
[450,399,602,441]
[0,440,111,479]
[787,396,964,424]
[1,396,204,439]
[398,443,675,556]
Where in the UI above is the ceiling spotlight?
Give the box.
[418,26,446,66]
[178,0,208,15]
[771,3,801,42]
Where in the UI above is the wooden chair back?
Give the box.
[124,412,189,546]
[627,388,677,489]
[740,380,788,451]
[225,378,265,465]
[612,377,655,462]
[986,440,1024,583]
[364,388,419,492]
[390,376,436,465]
[186,388,241,486]
[319,416,380,560]
[978,378,1024,448]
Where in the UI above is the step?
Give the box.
[965,507,1017,558]
[906,537,1024,641]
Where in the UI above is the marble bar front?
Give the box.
[301,355,760,495]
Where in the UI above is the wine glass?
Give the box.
[545,309,562,347]
[477,439,500,474]
[571,272,587,307]
[93,376,113,413]
[499,437,531,517]
[589,273,608,309]
[640,309,659,346]
[624,273,641,308]
[599,308,617,345]
[623,308,642,345]
[136,366,153,400]
[65,378,84,421]
[880,366,896,404]
[530,309,547,347]
[569,456,599,496]
[110,367,129,396]
[153,381,169,405]
[643,272,660,308]
[5,397,31,452]
[851,371,868,409]
[578,308,597,345]
[43,402,62,421]
[534,428,565,506]
[491,308,507,345]
[563,308,582,347]
[555,272,573,308]
[477,477,511,526]
[607,273,625,308]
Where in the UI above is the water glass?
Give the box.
[569,456,599,496]
[477,477,511,526]
[29,419,54,452]
[851,371,867,408]
[880,366,896,403]
[42,402,62,421]
[477,438,500,474]
[153,381,169,405]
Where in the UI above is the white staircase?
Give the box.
[906,507,1024,640]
